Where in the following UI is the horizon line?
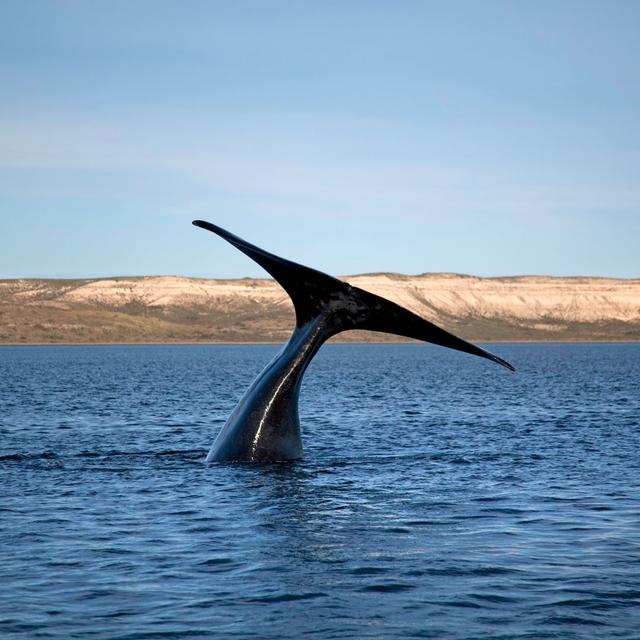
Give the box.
[2,272,640,282]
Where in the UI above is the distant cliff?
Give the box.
[1,273,639,343]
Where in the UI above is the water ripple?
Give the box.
[1,343,639,639]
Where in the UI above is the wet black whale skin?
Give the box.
[192,220,514,463]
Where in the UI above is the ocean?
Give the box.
[1,343,639,639]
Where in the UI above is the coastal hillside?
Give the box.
[1,273,639,343]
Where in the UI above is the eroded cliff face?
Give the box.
[1,273,639,343]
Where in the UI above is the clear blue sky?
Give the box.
[1,1,638,279]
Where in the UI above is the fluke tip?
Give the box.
[494,355,516,372]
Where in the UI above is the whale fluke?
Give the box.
[193,220,514,463]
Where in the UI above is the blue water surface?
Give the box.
[1,343,639,639]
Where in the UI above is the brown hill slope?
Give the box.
[1,273,639,343]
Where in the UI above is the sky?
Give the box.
[1,1,639,279]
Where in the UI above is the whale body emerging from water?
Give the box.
[193,220,514,463]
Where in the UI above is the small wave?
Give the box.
[0,451,60,462]
[479,507,530,515]
[197,557,235,567]
[437,599,484,609]
[546,597,625,612]
[404,519,453,526]
[76,449,205,459]
[469,592,524,604]
[473,495,509,503]
[360,583,414,593]
[1,449,206,463]
[245,592,326,603]
[349,566,388,576]
[427,566,522,577]
[539,614,607,626]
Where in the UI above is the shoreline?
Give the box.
[1,339,639,346]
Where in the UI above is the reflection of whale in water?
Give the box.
[193,220,514,463]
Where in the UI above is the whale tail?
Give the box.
[193,220,514,371]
